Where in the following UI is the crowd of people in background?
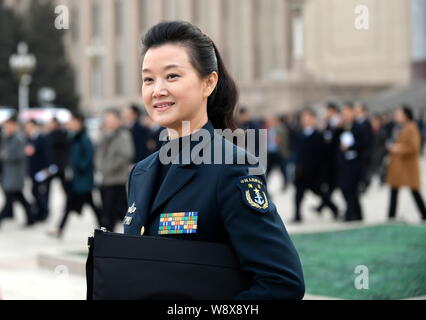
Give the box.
[237,102,426,223]
[0,105,162,237]
[0,101,425,237]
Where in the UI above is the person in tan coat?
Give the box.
[386,106,426,221]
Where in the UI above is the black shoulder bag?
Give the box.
[86,229,250,300]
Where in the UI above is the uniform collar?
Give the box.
[162,120,215,142]
[145,120,216,169]
[133,120,217,217]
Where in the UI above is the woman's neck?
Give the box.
[167,116,209,140]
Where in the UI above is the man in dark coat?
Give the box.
[123,104,152,163]
[24,120,50,222]
[293,109,339,222]
[315,102,341,213]
[355,102,374,192]
[336,104,368,221]
[0,116,34,226]
[48,112,102,238]
[143,114,163,154]
[370,114,388,185]
[266,116,288,189]
[45,118,69,195]
[236,106,262,158]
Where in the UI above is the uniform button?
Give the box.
[140,226,145,236]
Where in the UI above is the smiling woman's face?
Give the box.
[141,44,217,136]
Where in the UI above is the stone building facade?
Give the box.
[6,0,421,116]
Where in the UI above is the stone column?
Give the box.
[126,0,142,98]
[208,0,225,52]
[81,0,93,110]
[174,0,192,21]
[145,0,163,28]
[288,0,307,74]
[270,0,288,81]
[411,0,426,79]
[239,0,254,83]
[226,0,242,80]
[104,0,115,101]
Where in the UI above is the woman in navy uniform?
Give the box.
[123,21,305,300]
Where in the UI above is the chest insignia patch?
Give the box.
[236,176,269,213]
[128,203,136,214]
[123,216,133,225]
[158,212,198,235]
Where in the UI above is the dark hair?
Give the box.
[343,101,354,109]
[70,110,86,130]
[141,20,238,130]
[301,107,316,117]
[356,101,369,112]
[278,114,288,124]
[238,106,248,115]
[129,104,141,118]
[51,117,60,125]
[372,113,384,123]
[105,107,122,119]
[5,114,18,124]
[26,119,39,126]
[326,102,339,112]
[401,104,414,121]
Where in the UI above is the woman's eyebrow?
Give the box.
[142,64,182,73]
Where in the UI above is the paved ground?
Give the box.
[1,158,426,300]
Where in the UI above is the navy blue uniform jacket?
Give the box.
[336,123,368,191]
[130,121,152,163]
[294,129,325,187]
[27,133,49,178]
[124,121,305,300]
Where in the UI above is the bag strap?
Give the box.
[86,236,94,300]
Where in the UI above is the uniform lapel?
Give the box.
[150,164,196,216]
[132,154,161,226]
[149,121,216,216]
